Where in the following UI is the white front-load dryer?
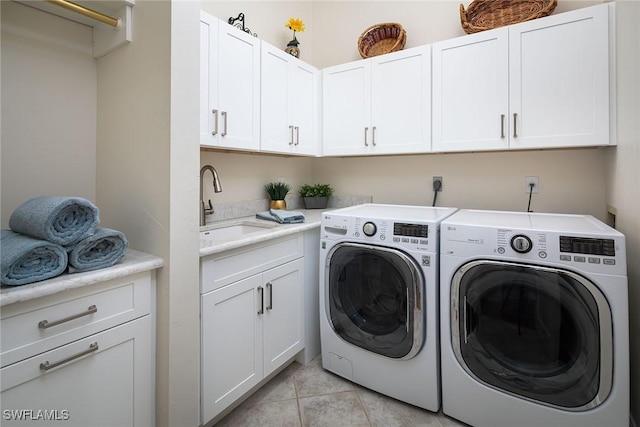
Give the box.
[319,203,458,412]
[439,209,629,427]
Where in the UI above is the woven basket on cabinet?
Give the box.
[460,0,557,34]
[357,22,406,59]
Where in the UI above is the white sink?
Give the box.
[200,221,278,243]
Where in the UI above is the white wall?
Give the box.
[1,2,96,227]
[97,2,201,426]
[606,2,640,424]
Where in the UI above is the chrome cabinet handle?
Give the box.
[500,114,505,138]
[266,282,273,310]
[289,125,294,145]
[212,109,219,136]
[40,342,99,371]
[257,286,264,315]
[372,126,377,146]
[38,305,97,329]
[364,127,369,146]
[513,113,518,138]
[221,111,228,137]
[295,127,300,146]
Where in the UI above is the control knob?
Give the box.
[362,222,377,237]
[510,235,533,253]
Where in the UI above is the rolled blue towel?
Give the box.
[0,230,68,286]
[67,227,128,273]
[256,209,306,224]
[9,196,99,246]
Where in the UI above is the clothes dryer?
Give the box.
[319,203,457,411]
[440,209,629,427]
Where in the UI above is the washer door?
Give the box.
[326,242,424,359]
[452,260,612,410]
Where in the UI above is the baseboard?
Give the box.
[631,413,637,427]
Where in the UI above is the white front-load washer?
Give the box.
[439,209,629,427]
[319,203,458,411]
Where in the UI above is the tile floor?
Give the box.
[215,356,469,427]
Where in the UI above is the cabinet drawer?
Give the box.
[201,234,303,294]
[0,316,152,427]
[0,272,152,368]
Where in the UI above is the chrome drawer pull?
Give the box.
[364,127,369,146]
[221,111,228,137]
[212,109,219,136]
[266,282,273,310]
[513,113,518,138]
[289,125,294,145]
[38,305,97,329]
[257,286,264,315]
[500,114,505,138]
[372,126,376,146]
[40,342,99,371]
[295,126,300,146]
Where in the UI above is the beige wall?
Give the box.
[1,1,96,228]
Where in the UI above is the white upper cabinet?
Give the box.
[433,3,610,152]
[260,42,319,156]
[200,12,260,151]
[509,4,610,149]
[432,29,510,152]
[323,46,431,156]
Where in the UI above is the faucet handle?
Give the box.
[204,199,214,215]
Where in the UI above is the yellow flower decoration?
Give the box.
[285,18,305,33]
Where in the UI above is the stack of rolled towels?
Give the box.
[1,196,128,286]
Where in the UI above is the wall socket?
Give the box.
[433,176,443,191]
[525,176,539,194]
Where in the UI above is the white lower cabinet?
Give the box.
[200,235,305,424]
[0,272,156,427]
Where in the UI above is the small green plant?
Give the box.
[264,182,291,200]
[299,183,334,198]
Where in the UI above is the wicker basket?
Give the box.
[460,0,557,34]
[357,22,406,59]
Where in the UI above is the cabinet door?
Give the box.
[370,46,431,154]
[217,23,260,150]
[1,317,153,427]
[432,28,509,152]
[199,12,219,147]
[262,259,304,377]
[290,59,318,156]
[509,4,609,149]
[201,275,263,423]
[322,60,371,155]
[260,43,292,153]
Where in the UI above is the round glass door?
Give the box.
[326,243,424,359]
[452,260,612,410]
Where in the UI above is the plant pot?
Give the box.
[269,200,287,210]
[302,196,328,209]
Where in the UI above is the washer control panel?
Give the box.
[321,214,434,252]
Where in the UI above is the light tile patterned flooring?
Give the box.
[216,356,469,427]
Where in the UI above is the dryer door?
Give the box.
[326,243,424,359]
[451,260,612,410]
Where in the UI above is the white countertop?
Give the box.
[0,249,164,307]
[199,209,325,257]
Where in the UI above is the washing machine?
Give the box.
[439,209,629,427]
[319,203,458,411]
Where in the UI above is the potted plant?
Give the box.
[265,182,291,209]
[299,183,334,209]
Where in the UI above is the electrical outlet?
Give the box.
[433,176,443,192]
[525,176,539,194]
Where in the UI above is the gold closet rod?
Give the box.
[45,0,120,28]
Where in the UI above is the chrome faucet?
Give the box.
[200,165,223,226]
